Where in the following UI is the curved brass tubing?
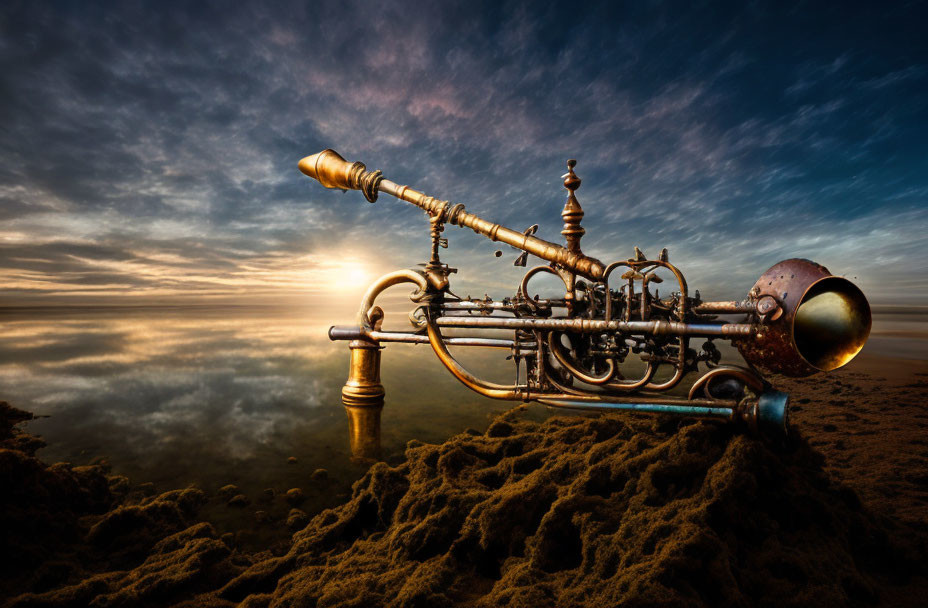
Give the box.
[643,349,686,391]
[602,261,634,323]
[547,331,615,385]
[425,314,527,400]
[424,315,738,413]
[601,260,689,392]
[546,359,656,396]
[522,263,658,390]
[687,365,766,400]
[518,265,569,312]
[602,259,689,320]
[603,362,657,391]
[343,269,432,409]
[357,269,430,331]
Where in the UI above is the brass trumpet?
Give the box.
[300,149,871,436]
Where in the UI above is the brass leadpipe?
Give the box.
[432,315,756,337]
[298,149,606,281]
[692,301,758,314]
[328,326,536,349]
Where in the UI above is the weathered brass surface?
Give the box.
[560,160,585,254]
[299,149,872,437]
[299,150,606,280]
[736,259,872,376]
[341,340,385,408]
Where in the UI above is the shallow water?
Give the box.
[0,304,513,501]
[0,304,922,508]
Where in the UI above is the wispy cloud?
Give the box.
[0,1,926,305]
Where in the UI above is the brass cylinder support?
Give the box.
[341,339,385,407]
[341,269,430,409]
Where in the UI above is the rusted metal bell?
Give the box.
[737,258,871,377]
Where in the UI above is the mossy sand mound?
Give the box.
[3,404,925,607]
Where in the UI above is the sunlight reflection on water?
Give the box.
[0,304,923,502]
[0,305,512,499]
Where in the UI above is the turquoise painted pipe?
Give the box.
[538,390,790,437]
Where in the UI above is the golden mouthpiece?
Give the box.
[299,148,385,203]
[298,148,359,191]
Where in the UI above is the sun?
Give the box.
[328,261,371,293]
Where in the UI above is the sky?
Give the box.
[1,1,926,307]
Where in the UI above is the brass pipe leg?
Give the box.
[341,339,385,407]
[342,339,384,461]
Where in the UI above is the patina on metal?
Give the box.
[299,148,872,437]
[736,259,871,376]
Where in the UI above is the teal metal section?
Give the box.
[537,399,734,420]
[756,391,790,435]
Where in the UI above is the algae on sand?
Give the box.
[2,401,926,607]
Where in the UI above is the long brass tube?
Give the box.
[434,316,755,337]
[379,178,606,280]
[328,325,536,349]
[299,149,606,281]
[693,301,757,314]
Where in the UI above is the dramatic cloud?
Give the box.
[1,1,926,305]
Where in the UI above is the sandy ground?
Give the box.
[1,353,926,607]
[783,354,928,529]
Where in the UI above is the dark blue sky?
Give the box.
[1,1,926,305]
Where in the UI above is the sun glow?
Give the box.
[0,237,382,303]
[325,261,371,293]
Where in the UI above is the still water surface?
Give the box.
[0,304,517,501]
[0,304,923,513]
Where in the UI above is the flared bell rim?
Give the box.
[790,275,872,373]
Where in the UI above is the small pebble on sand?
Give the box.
[287,456,297,464]
[285,487,305,505]
[227,494,249,507]
[310,468,328,481]
[286,508,308,529]
[218,484,239,499]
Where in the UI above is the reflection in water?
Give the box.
[0,305,511,503]
[0,305,923,501]
[345,404,382,462]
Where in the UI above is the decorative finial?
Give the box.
[561,159,585,254]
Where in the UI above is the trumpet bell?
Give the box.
[737,259,871,377]
[793,277,871,371]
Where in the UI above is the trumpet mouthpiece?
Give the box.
[297,151,324,181]
[298,148,360,191]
